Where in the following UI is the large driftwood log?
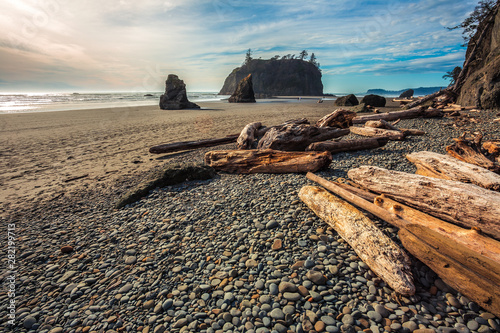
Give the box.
[204,150,332,174]
[257,124,349,151]
[348,166,500,240]
[407,151,500,191]
[298,186,415,295]
[446,137,500,174]
[316,109,356,128]
[149,134,239,154]
[349,126,405,140]
[237,122,262,149]
[255,118,311,138]
[399,227,500,317]
[352,107,442,124]
[306,137,389,153]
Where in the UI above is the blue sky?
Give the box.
[0,0,477,93]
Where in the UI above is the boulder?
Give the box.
[399,89,414,98]
[334,94,359,106]
[457,6,500,109]
[228,74,256,103]
[361,94,386,107]
[159,74,200,110]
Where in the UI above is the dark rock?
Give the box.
[458,6,500,109]
[334,94,359,106]
[159,74,200,110]
[360,94,386,107]
[219,58,323,97]
[144,94,154,97]
[115,164,216,208]
[399,89,414,98]
[60,245,73,254]
[228,74,256,103]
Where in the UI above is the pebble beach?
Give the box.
[1,99,500,333]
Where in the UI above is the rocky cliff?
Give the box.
[458,5,500,109]
[219,59,323,97]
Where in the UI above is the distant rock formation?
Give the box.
[228,74,256,103]
[399,89,414,98]
[366,87,443,96]
[457,5,500,109]
[219,58,323,98]
[159,74,200,110]
[335,94,359,106]
[361,94,386,107]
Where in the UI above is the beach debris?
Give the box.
[347,165,500,240]
[360,94,386,107]
[149,134,239,154]
[446,133,500,173]
[352,107,443,124]
[349,126,406,141]
[334,94,359,106]
[257,124,349,151]
[406,151,500,191]
[115,164,216,208]
[306,137,389,153]
[298,185,415,296]
[484,139,500,163]
[204,149,332,174]
[159,74,200,110]
[315,109,356,128]
[228,73,256,103]
[237,122,263,149]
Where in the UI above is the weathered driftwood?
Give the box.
[375,195,500,276]
[352,107,442,124]
[237,122,262,149]
[204,149,332,174]
[306,137,389,153]
[484,140,500,158]
[399,227,500,317]
[316,109,356,128]
[446,137,500,174]
[257,124,349,151]
[365,119,400,131]
[403,91,448,109]
[400,128,425,136]
[349,126,405,141]
[298,186,415,295]
[407,151,500,191]
[348,166,500,240]
[149,134,239,154]
[256,118,311,138]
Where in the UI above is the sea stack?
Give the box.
[228,74,256,103]
[159,74,200,110]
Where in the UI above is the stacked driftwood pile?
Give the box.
[301,145,500,317]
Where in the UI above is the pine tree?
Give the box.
[244,48,253,65]
[299,50,308,60]
[448,0,498,44]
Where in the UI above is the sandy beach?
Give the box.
[0,99,347,217]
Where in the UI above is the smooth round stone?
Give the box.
[246,259,259,268]
[23,316,37,329]
[326,325,339,333]
[467,320,479,331]
[124,256,137,264]
[270,308,284,320]
[321,316,336,326]
[255,280,265,290]
[304,259,315,268]
[402,321,418,331]
[162,299,173,310]
[143,300,155,309]
[374,304,389,317]
[367,311,382,323]
[283,305,295,315]
[273,323,287,333]
[119,283,133,294]
[266,221,279,229]
[342,314,354,326]
[260,295,271,304]
[269,283,278,295]
[318,245,327,252]
[283,292,301,301]
[390,322,402,330]
[279,281,297,293]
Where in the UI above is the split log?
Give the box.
[236,122,262,149]
[348,166,500,240]
[352,107,442,124]
[298,186,415,295]
[375,195,500,277]
[204,149,332,174]
[446,136,500,174]
[257,124,349,151]
[399,227,500,317]
[349,127,405,140]
[306,137,389,153]
[149,134,239,154]
[407,151,500,191]
[315,109,357,128]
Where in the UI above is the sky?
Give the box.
[0,0,478,94]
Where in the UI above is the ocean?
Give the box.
[0,92,227,114]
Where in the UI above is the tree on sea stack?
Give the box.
[228,74,256,103]
[159,74,200,110]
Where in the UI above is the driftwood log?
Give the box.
[237,122,262,149]
[149,134,239,154]
[407,151,500,191]
[204,149,332,174]
[257,124,349,151]
[306,137,389,153]
[399,227,500,317]
[364,119,400,131]
[349,127,405,141]
[446,136,500,174]
[348,166,500,240]
[298,186,415,295]
[316,109,356,128]
[352,107,442,124]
